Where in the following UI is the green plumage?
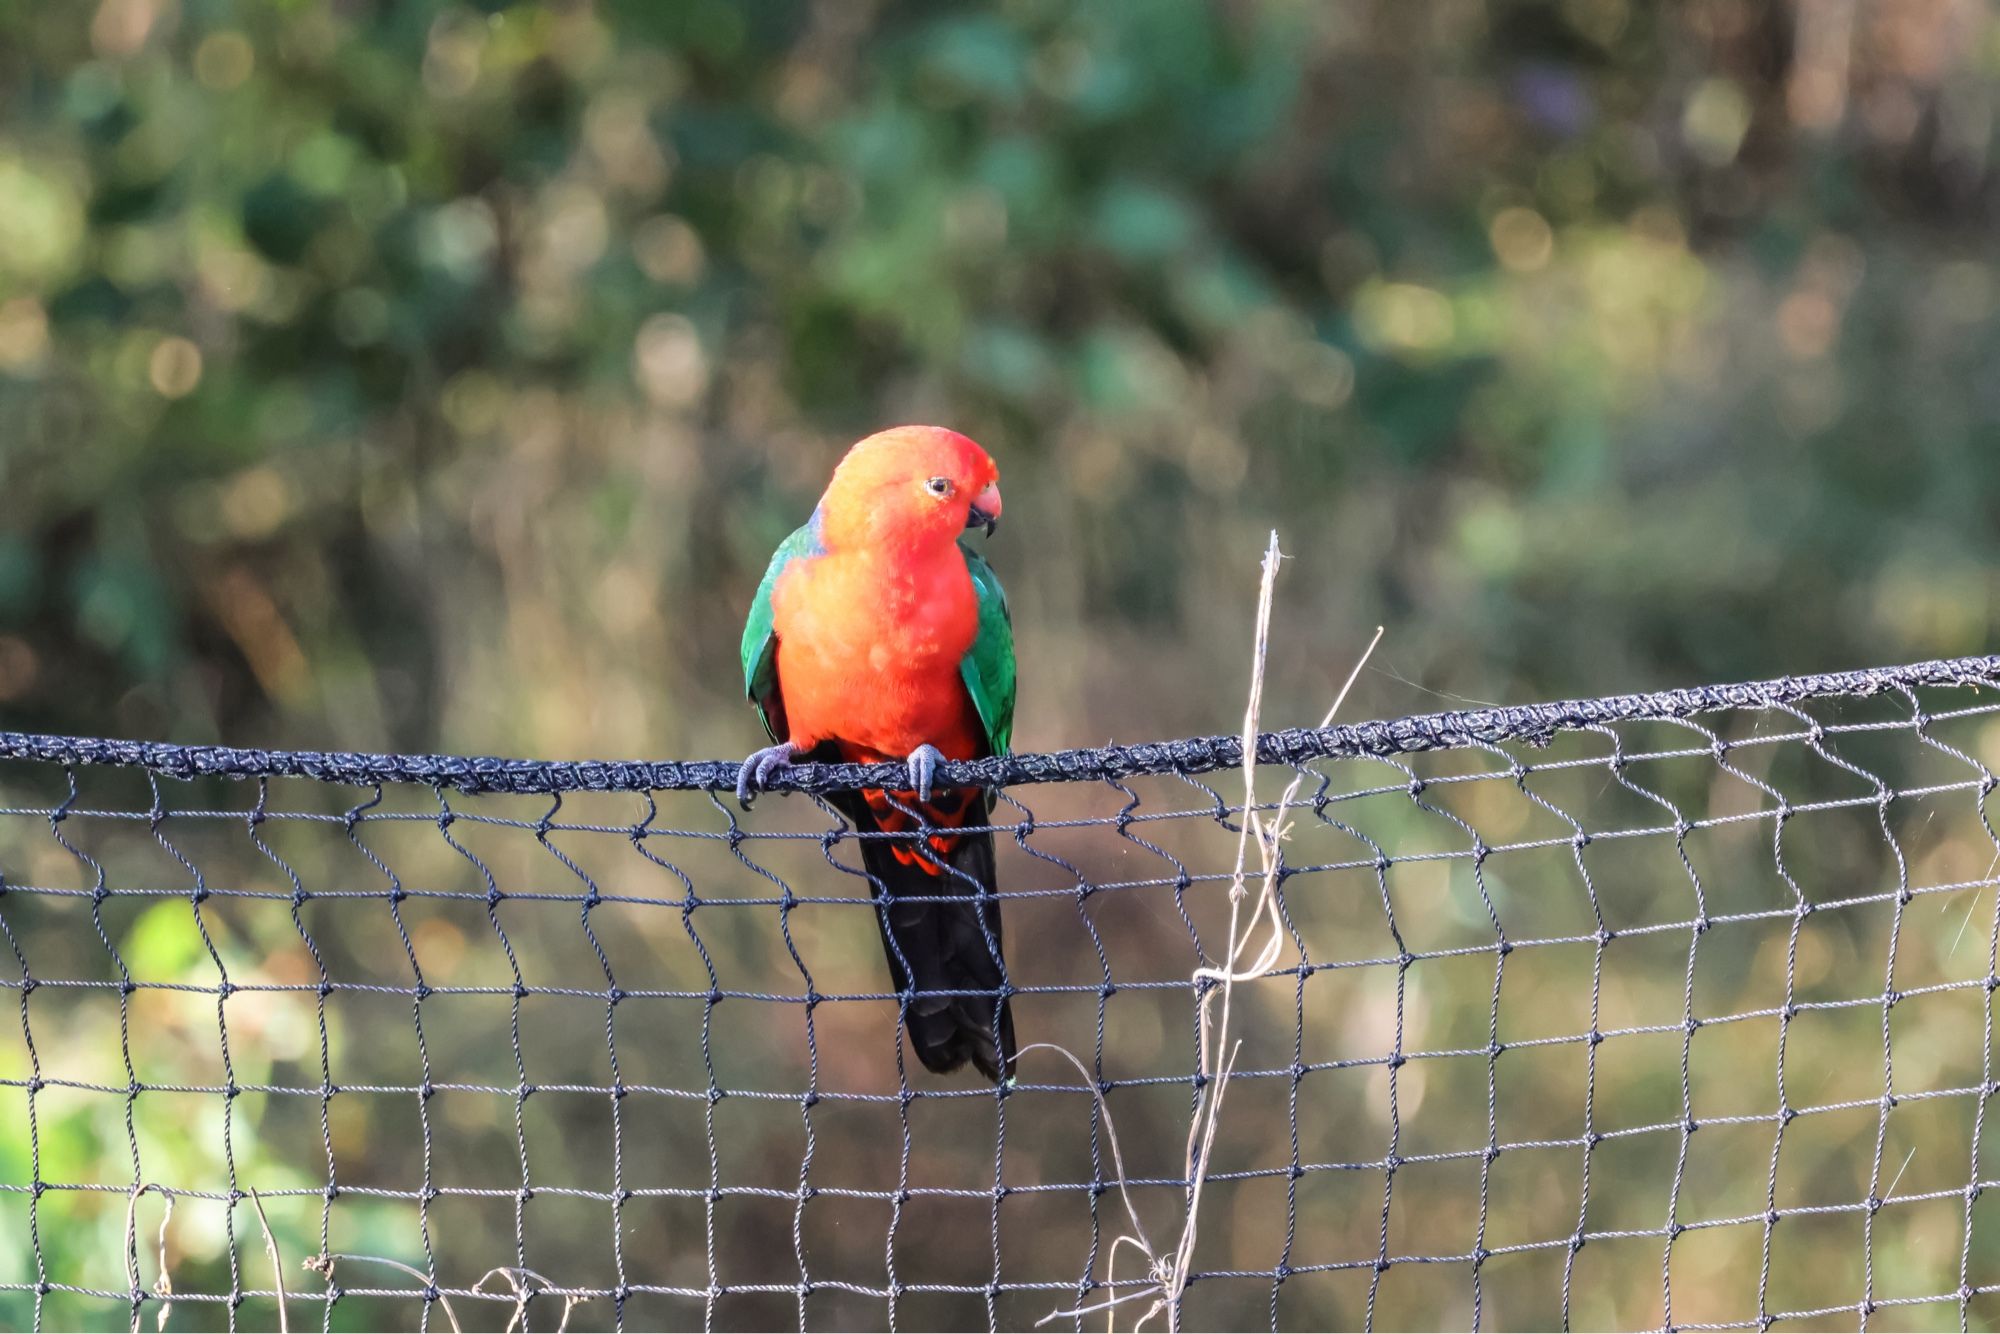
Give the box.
[740,525,1016,757]
[740,523,818,745]
[957,544,1015,755]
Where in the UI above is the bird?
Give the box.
[736,425,1018,1083]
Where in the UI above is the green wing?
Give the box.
[741,519,823,744]
[958,541,1016,756]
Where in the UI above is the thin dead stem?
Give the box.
[121,1183,175,1334]
[1161,531,1280,1328]
[301,1253,590,1332]
[305,1253,463,1334]
[1018,1042,1156,1263]
[1025,1041,1163,1330]
[1041,531,1381,1333]
[246,1189,289,1334]
[472,1265,589,1333]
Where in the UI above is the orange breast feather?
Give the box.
[772,545,986,874]
[770,544,984,762]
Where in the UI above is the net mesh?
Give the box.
[5,656,2000,1331]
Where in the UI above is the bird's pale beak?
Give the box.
[966,481,1002,537]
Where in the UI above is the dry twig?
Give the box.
[472,1265,591,1333]
[304,1252,463,1334]
[120,1183,175,1334]
[1040,531,1382,1332]
[1023,1040,1159,1330]
[246,1189,289,1334]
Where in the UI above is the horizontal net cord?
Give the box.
[0,755,1988,837]
[6,1287,1997,1333]
[3,907,1995,1007]
[0,1025,1985,1110]
[0,1063,1986,1127]
[1,653,1994,794]
[1,1167,1989,1235]
[0,807,1992,905]
[10,690,2000,829]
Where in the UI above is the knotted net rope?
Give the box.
[4,654,2000,1330]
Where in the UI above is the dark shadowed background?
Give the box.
[3,1,1999,1329]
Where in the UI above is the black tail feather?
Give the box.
[829,791,1016,1083]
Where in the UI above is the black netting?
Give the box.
[5,655,2000,1330]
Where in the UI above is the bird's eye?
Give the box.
[925,476,954,498]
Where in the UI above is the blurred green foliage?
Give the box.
[2,0,2000,1328]
[1,0,1996,761]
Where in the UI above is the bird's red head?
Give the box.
[819,425,1002,554]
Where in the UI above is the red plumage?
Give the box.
[771,427,997,867]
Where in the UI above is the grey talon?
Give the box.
[906,744,945,804]
[738,741,799,808]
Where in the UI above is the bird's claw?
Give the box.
[737,742,799,808]
[905,744,945,804]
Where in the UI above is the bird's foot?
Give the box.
[737,741,800,808]
[905,744,946,803]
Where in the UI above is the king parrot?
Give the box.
[737,426,1018,1083]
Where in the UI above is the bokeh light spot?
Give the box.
[633,215,706,285]
[0,298,50,373]
[633,313,709,408]
[147,335,203,398]
[1354,281,1456,355]
[1490,207,1555,273]
[90,0,163,59]
[219,467,295,541]
[193,31,254,90]
[1683,78,1752,165]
